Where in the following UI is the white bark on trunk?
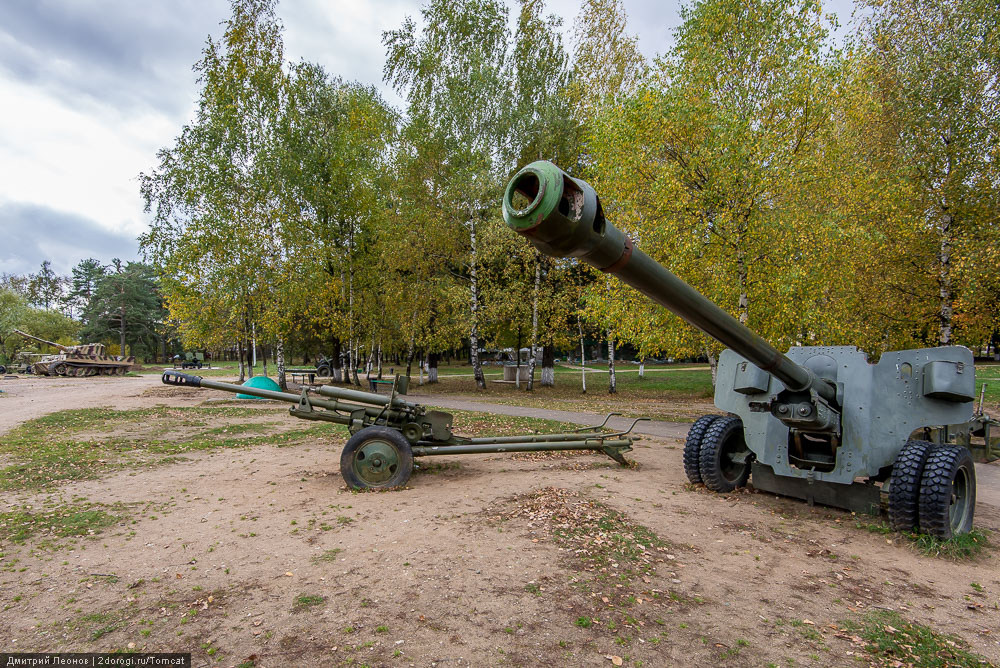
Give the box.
[607,332,616,394]
[276,338,286,390]
[468,213,486,390]
[938,210,954,345]
[737,252,749,326]
[705,344,718,387]
[527,256,540,391]
[579,318,586,394]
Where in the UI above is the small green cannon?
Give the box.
[162,370,640,490]
[503,160,984,539]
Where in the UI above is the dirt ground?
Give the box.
[1,373,999,667]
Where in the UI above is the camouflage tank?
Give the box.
[12,329,135,377]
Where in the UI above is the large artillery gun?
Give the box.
[12,329,135,377]
[162,370,641,490]
[503,160,983,539]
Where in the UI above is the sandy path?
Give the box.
[0,373,999,665]
[0,374,164,435]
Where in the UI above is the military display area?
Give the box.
[3,0,1000,665]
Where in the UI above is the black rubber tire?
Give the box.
[0,365,6,375]
[316,364,331,377]
[683,415,721,484]
[340,426,414,490]
[918,445,976,539]
[698,416,751,493]
[887,439,935,532]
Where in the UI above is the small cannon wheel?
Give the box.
[683,415,721,484]
[698,416,752,493]
[887,439,934,532]
[919,444,976,539]
[340,426,414,490]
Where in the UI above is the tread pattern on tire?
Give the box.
[919,444,976,540]
[887,439,934,532]
[683,415,721,484]
[698,415,750,493]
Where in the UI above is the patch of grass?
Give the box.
[843,610,988,667]
[573,617,593,628]
[855,519,892,535]
[412,362,715,421]
[293,594,326,609]
[435,409,581,439]
[907,529,990,560]
[0,406,344,491]
[855,519,991,560]
[311,548,342,563]
[0,501,126,543]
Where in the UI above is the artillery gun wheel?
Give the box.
[340,426,414,490]
[887,439,934,532]
[683,415,721,484]
[316,363,331,377]
[918,445,976,539]
[699,416,752,493]
[0,365,6,375]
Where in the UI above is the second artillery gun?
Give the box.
[13,329,135,377]
[162,370,642,490]
[503,160,981,539]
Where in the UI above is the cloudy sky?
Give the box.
[0,0,857,277]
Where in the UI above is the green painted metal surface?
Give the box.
[236,375,282,399]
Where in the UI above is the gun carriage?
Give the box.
[162,370,641,490]
[503,160,985,539]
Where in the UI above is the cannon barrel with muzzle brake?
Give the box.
[162,370,641,490]
[503,160,980,539]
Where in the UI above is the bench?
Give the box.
[368,378,396,394]
[288,370,317,385]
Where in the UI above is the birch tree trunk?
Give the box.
[515,326,522,390]
[406,328,415,379]
[276,338,286,390]
[736,251,749,326]
[541,344,554,387]
[938,209,954,345]
[527,256,540,391]
[579,317,587,394]
[607,331,616,394]
[427,352,439,383]
[704,343,718,387]
[468,214,486,390]
[237,339,246,382]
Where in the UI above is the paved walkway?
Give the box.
[407,392,1000,510]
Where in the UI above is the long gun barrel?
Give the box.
[162,369,638,489]
[12,328,69,352]
[501,161,837,407]
[162,370,424,432]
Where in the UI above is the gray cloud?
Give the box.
[0,201,139,276]
[0,0,230,118]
